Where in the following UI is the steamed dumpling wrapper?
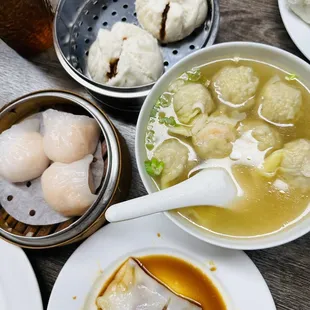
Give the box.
[97,258,202,310]
[169,114,238,160]
[237,120,283,151]
[260,139,310,191]
[43,109,100,164]
[0,119,50,183]
[154,139,190,189]
[258,76,302,125]
[211,66,259,112]
[41,155,97,216]
[288,0,310,24]
[173,83,215,124]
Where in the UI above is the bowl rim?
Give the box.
[135,41,310,250]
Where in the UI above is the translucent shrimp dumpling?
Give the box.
[238,120,282,151]
[43,109,101,163]
[154,139,189,189]
[258,76,302,124]
[173,83,214,124]
[261,139,310,191]
[211,66,259,111]
[0,119,50,183]
[41,155,97,216]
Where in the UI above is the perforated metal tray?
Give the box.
[54,0,220,112]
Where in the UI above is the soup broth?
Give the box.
[144,58,310,238]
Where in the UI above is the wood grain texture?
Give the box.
[0,0,310,309]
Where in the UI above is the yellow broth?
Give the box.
[145,58,310,238]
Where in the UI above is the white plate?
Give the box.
[0,239,43,310]
[279,0,310,61]
[48,214,276,310]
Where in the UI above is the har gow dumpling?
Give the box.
[258,76,302,124]
[211,66,259,112]
[43,109,100,164]
[41,155,97,216]
[173,83,214,124]
[238,120,282,151]
[0,119,50,183]
[96,258,202,310]
[154,139,189,189]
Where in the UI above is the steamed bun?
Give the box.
[88,22,163,87]
[136,0,207,43]
[238,120,282,151]
[211,66,259,111]
[173,83,214,124]
[259,77,302,124]
[41,155,97,216]
[0,119,50,183]
[154,139,189,189]
[43,109,100,164]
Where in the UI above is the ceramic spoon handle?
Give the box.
[105,169,236,223]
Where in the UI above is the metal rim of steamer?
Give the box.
[0,90,121,248]
[53,0,220,108]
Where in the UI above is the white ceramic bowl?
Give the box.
[136,42,310,250]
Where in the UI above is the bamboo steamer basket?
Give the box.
[0,90,131,249]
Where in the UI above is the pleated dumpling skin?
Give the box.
[191,115,237,160]
[279,139,310,191]
[211,66,259,111]
[261,139,310,191]
[258,77,302,124]
[0,119,50,183]
[154,139,189,189]
[238,120,282,151]
[41,155,97,217]
[42,109,100,164]
[173,83,214,124]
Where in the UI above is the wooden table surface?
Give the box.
[1,0,310,309]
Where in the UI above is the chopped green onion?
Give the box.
[158,93,172,107]
[185,68,202,82]
[145,158,165,177]
[285,73,298,81]
[146,143,155,151]
[159,116,177,127]
[150,106,159,118]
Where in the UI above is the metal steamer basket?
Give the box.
[53,0,220,112]
[0,91,131,249]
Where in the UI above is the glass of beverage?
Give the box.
[0,0,54,57]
